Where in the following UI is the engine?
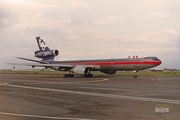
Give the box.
[71,66,90,75]
[35,50,59,58]
[100,70,117,75]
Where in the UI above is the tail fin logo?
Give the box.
[39,39,47,51]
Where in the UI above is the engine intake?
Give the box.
[35,50,59,58]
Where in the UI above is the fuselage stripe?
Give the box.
[56,61,161,66]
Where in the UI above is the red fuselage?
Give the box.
[52,57,162,72]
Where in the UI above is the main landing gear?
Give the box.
[64,74,93,77]
[84,74,93,77]
[64,71,74,77]
[64,71,93,78]
[64,74,74,77]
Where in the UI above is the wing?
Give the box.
[7,63,73,68]
[7,63,95,70]
[8,57,95,70]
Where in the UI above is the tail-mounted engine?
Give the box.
[35,50,59,58]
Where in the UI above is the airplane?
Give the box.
[9,37,162,78]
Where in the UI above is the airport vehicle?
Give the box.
[10,37,162,78]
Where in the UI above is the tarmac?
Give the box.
[0,74,179,120]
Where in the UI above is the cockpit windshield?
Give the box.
[143,57,159,60]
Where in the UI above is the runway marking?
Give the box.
[0,112,95,120]
[5,84,180,105]
[80,87,120,91]
[23,78,109,85]
[0,82,8,86]
[152,78,161,81]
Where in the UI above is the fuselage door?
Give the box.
[111,57,115,64]
[81,59,85,65]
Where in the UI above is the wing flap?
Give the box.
[17,57,48,64]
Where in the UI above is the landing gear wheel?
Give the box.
[64,74,74,77]
[64,74,68,77]
[84,74,93,77]
[89,74,93,77]
[133,75,137,78]
[70,74,74,77]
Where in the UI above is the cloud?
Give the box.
[69,1,91,9]
[0,0,180,69]
[93,12,167,25]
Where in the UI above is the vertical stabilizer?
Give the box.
[36,37,51,51]
[35,37,59,60]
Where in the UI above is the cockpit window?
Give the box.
[143,57,159,60]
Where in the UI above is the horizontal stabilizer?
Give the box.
[17,57,48,64]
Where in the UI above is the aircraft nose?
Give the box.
[157,59,162,65]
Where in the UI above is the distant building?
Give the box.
[163,68,179,72]
[142,68,163,72]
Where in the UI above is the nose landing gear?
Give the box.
[133,70,138,78]
[133,75,137,78]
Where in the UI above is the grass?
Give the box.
[0,70,180,77]
[115,71,180,77]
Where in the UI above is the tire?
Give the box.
[70,74,74,77]
[89,74,93,77]
[64,74,68,77]
[84,74,93,77]
[133,75,137,78]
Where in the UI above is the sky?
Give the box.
[0,0,180,69]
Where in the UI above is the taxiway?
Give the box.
[0,74,179,120]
